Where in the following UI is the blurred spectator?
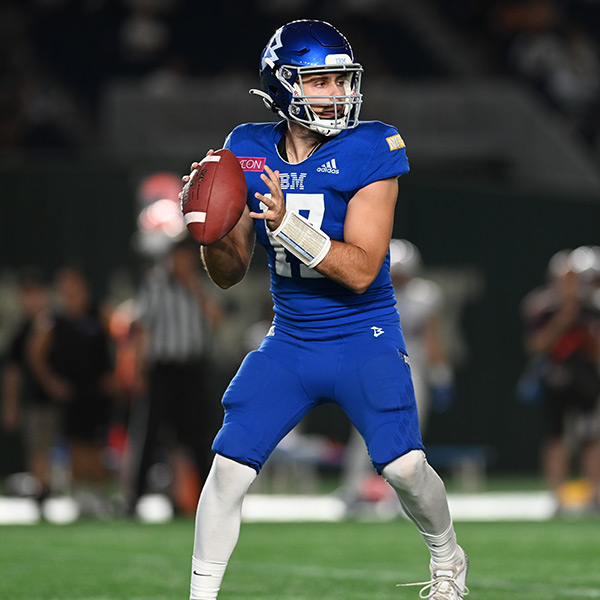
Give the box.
[18,70,86,153]
[521,247,600,513]
[3,0,600,158]
[508,21,600,143]
[1,0,447,157]
[28,262,116,517]
[125,237,223,516]
[493,0,600,147]
[118,0,176,78]
[1,267,56,502]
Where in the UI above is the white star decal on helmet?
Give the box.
[261,29,283,71]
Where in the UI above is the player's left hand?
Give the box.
[250,165,285,231]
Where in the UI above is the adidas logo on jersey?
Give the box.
[317,159,339,174]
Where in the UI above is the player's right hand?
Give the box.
[179,150,215,200]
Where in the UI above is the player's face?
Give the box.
[301,72,348,119]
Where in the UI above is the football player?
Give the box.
[521,247,600,513]
[185,20,468,600]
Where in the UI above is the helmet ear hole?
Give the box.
[280,67,294,81]
[268,85,280,96]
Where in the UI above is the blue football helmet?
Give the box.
[250,20,363,137]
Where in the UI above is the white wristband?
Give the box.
[272,211,331,268]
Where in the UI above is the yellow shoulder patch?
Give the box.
[386,134,405,151]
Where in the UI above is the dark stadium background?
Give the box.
[2,0,600,478]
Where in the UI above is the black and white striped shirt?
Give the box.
[137,269,208,363]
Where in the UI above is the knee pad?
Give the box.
[381,449,428,491]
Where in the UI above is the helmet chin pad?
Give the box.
[305,116,343,137]
[291,98,347,137]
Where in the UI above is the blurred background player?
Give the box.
[521,246,600,513]
[389,239,455,427]
[28,262,116,517]
[125,237,223,516]
[341,239,454,509]
[1,267,57,502]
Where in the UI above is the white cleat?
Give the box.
[398,546,469,599]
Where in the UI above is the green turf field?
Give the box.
[1,517,599,599]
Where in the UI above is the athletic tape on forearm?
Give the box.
[272,211,331,268]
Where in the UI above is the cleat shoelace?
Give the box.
[396,572,469,599]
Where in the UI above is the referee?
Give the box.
[126,237,223,515]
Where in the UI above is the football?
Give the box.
[180,149,247,245]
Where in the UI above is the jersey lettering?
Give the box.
[279,172,307,191]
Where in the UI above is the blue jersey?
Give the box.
[224,120,410,331]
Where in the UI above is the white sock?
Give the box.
[190,454,257,600]
[421,523,459,567]
[382,450,459,566]
[190,557,227,600]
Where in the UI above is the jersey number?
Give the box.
[261,193,326,279]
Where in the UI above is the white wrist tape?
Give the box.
[272,211,331,268]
